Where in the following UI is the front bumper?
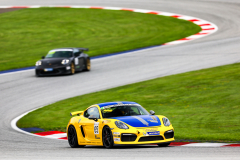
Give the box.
[35,65,71,76]
[112,127,174,145]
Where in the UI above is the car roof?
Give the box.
[51,47,88,51]
[97,101,140,108]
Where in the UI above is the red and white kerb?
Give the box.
[0,5,218,45]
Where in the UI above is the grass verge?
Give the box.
[0,8,200,71]
[17,63,240,142]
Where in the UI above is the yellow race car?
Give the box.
[67,101,174,148]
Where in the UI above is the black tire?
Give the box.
[102,126,114,148]
[84,58,91,71]
[70,62,75,75]
[67,125,85,148]
[35,70,40,77]
[157,142,171,147]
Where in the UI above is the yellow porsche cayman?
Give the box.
[67,101,174,148]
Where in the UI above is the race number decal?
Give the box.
[94,122,99,135]
[74,58,79,65]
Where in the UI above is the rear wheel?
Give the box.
[70,63,75,74]
[102,126,114,148]
[85,58,91,71]
[157,142,171,147]
[68,125,85,148]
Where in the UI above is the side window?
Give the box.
[74,51,80,57]
[130,106,140,115]
[84,107,100,118]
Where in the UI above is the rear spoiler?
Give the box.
[77,48,89,52]
[70,111,83,116]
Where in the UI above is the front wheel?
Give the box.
[157,142,171,147]
[68,125,85,148]
[102,126,114,148]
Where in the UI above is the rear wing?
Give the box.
[70,111,83,116]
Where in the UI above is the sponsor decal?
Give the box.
[143,132,148,136]
[149,116,158,123]
[94,122,99,134]
[143,129,159,136]
[95,135,100,139]
[104,120,111,123]
[113,132,120,135]
[48,51,56,54]
[113,135,120,137]
[114,138,120,142]
[101,104,141,109]
[147,131,160,135]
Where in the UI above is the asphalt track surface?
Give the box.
[0,0,240,159]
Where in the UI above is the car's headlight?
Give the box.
[35,61,42,66]
[61,59,69,65]
[163,117,171,126]
[115,121,129,129]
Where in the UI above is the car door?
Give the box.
[81,107,102,141]
[73,50,84,71]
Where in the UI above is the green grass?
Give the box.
[0,8,201,71]
[17,63,240,142]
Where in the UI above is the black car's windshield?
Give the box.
[101,105,149,118]
[46,49,73,58]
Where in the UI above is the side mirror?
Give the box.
[41,56,45,59]
[88,115,98,122]
[150,110,155,115]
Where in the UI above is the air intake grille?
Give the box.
[121,134,137,142]
[164,130,174,139]
[138,136,164,142]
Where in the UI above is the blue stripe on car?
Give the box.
[111,115,161,127]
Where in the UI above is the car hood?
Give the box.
[40,58,70,66]
[111,115,161,127]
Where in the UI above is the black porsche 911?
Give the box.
[35,48,90,76]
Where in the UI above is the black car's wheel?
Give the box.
[70,63,75,75]
[157,142,171,147]
[85,58,91,71]
[102,126,114,148]
[35,70,40,77]
[68,125,85,148]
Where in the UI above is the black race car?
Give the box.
[35,48,90,76]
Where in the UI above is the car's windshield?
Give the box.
[101,104,149,118]
[46,49,73,58]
